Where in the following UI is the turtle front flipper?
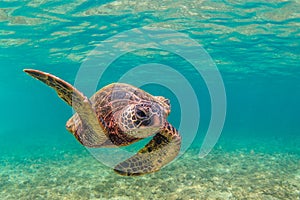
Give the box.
[114,122,181,176]
[24,69,107,147]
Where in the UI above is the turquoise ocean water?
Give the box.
[1,1,299,199]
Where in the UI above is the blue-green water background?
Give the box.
[1,1,299,161]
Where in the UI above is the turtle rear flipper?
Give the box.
[24,69,107,147]
[114,122,181,176]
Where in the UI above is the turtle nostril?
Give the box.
[66,123,75,133]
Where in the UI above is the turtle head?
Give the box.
[118,103,167,138]
[66,113,81,135]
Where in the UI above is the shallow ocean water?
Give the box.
[0,0,300,199]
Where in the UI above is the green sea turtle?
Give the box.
[24,69,181,176]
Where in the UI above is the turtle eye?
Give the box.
[136,107,147,119]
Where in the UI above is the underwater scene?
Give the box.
[0,0,299,199]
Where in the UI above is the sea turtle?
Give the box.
[24,69,181,176]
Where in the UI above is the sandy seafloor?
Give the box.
[1,136,299,200]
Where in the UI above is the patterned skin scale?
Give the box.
[24,69,181,176]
